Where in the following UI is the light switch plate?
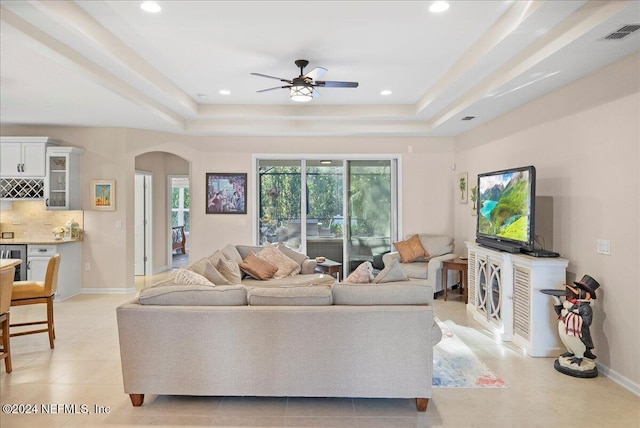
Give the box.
[596,239,610,255]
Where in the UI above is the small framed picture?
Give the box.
[457,172,468,204]
[91,180,115,211]
[206,173,247,214]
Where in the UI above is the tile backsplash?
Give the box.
[0,201,84,239]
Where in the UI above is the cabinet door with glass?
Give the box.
[45,147,84,210]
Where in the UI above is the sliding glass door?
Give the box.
[256,156,398,275]
[346,160,394,273]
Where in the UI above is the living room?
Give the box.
[1,1,639,426]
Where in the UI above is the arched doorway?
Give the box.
[134,151,190,280]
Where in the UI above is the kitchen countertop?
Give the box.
[0,238,82,245]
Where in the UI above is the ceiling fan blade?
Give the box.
[251,72,292,84]
[314,80,359,88]
[312,88,320,98]
[256,85,291,93]
[304,67,327,81]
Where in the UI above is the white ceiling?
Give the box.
[1,1,639,137]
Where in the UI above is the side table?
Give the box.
[442,257,468,302]
[314,259,343,281]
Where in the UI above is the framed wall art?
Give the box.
[206,173,247,214]
[457,172,468,204]
[91,180,115,211]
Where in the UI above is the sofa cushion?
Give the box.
[241,273,335,288]
[394,234,429,263]
[256,243,301,278]
[333,281,432,305]
[189,258,232,285]
[373,259,409,284]
[344,261,374,284]
[215,257,242,284]
[138,284,247,306]
[174,268,215,286]
[416,234,454,258]
[247,285,333,306]
[240,252,278,280]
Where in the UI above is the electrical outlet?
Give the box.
[115,220,122,229]
[85,263,91,271]
[596,239,611,255]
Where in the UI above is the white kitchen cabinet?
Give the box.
[466,242,569,357]
[0,137,59,177]
[27,242,82,301]
[45,146,84,210]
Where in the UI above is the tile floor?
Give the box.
[1,276,638,427]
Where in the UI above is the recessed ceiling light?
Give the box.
[219,90,231,95]
[429,1,450,13]
[140,2,161,13]
[380,90,392,96]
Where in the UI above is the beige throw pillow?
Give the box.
[393,234,429,263]
[174,268,215,286]
[189,258,232,285]
[256,243,301,278]
[216,257,242,284]
[373,259,409,284]
[239,252,278,280]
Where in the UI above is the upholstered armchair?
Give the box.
[382,234,456,294]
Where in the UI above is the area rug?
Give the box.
[432,318,507,388]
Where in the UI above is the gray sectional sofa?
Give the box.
[117,275,442,411]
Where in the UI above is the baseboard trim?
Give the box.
[597,361,640,397]
[81,287,136,295]
[153,265,171,275]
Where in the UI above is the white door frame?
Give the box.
[135,170,153,276]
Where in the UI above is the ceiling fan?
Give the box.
[251,59,359,102]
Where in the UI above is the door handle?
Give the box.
[27,260,31,270]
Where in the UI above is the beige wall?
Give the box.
[454,53,640,389]
[0,126,457,289]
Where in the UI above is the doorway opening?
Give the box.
[170,175,190,269]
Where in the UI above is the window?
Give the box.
[171,177,190,232]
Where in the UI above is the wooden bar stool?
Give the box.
[0,266,15,373]
[11,254,60,349]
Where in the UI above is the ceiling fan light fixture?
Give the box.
[290,84,314,102]
[140,1,162,13]
[429,1,449,13]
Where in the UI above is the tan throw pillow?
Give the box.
[189,258,232,285]
[216,257,242,284]
[393,234,429,263]
[174,268,215,286]
[239,252,278,280]
[343,261,374,284]
[256,243,301,278]
[276,243,308,266]
[373,259,409,284]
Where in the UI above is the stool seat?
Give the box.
[11,281,48,300]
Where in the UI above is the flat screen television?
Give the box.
[476,165,536,253]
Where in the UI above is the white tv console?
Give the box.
[466,242,569,357]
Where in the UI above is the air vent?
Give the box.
[604,24,640,40]
[462,116,475,121]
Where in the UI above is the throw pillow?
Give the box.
[343,261,374,284]
[216,257,242,284]
[393,234,429,263]
[174,268,215,286]
[189,258,232,285]
[256,243,301,278]
[221,243,243,264]
[239,252,278,280]
[373,259,409,284]
[275,243,308,266]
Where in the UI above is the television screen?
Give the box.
[476,166,535,252]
